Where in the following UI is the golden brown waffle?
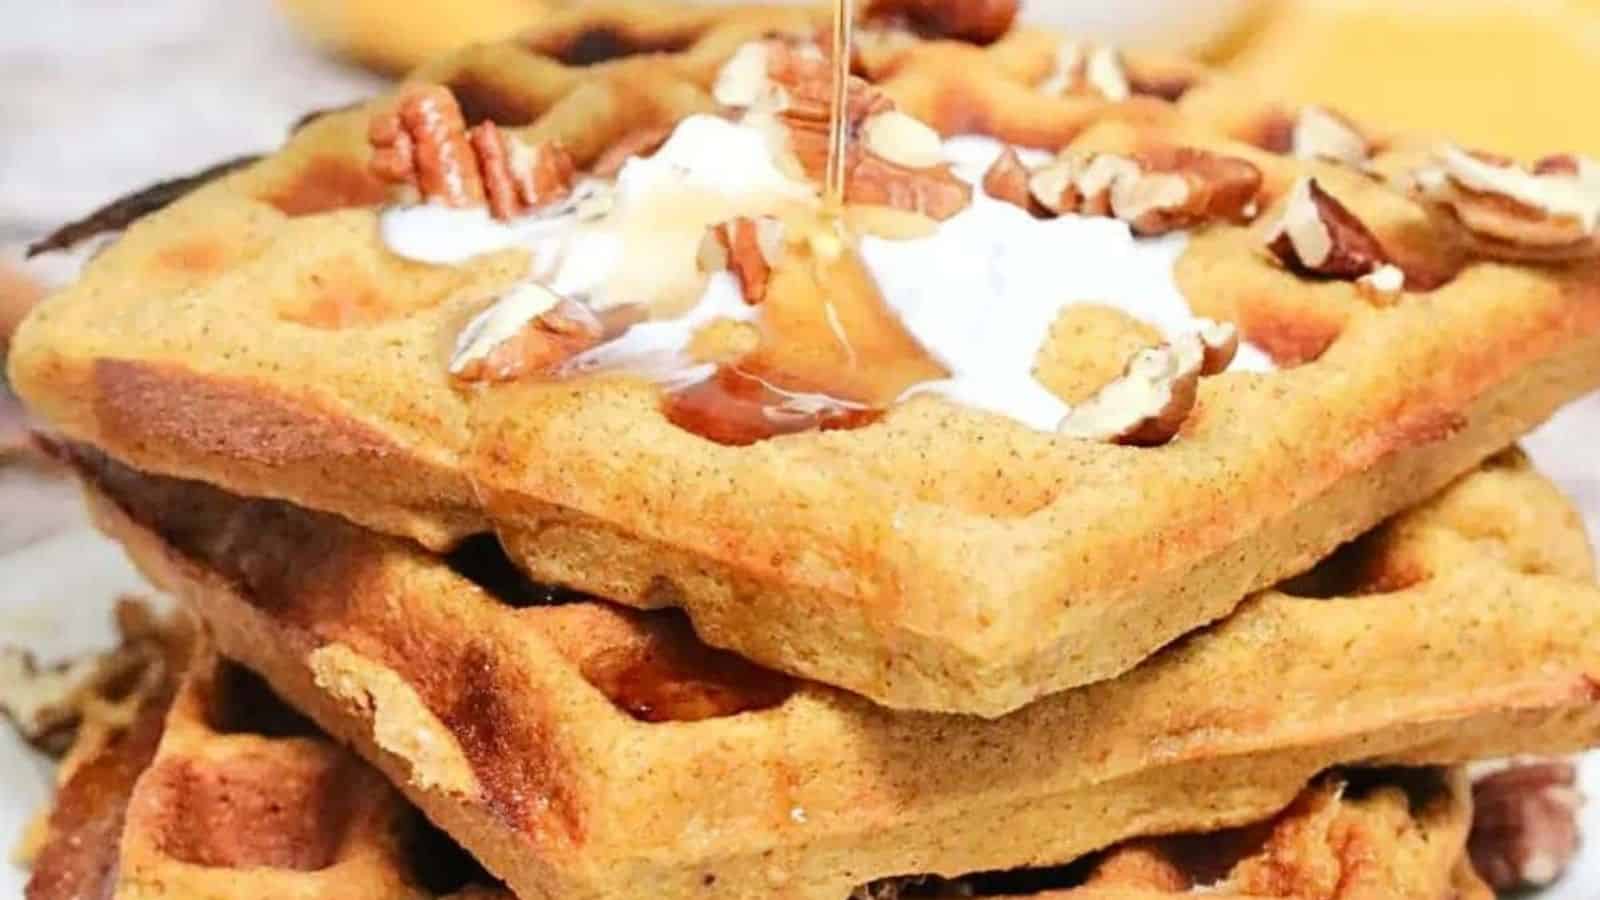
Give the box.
[23,633,1492,900]
[22,640,509,900]
[12,3,1600,716]
[63,441,1600,900]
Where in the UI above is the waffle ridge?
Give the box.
[10,2,1600,715]
[65,443,1600,900]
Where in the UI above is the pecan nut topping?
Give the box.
[1291,105,1370,166]
[1031,146,1262,236]
[1413,145,1600,261]
[450,284,604,383]
[981,146,1037,212]
[370,84,484,207]
[470,121,577,220]
[1059,321,1237,446]
[1469,759,1583,891]
[698,217,786,304]
[1266,176,1394,282]
[370,85,575,221]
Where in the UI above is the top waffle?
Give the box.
[11,1,1600,715]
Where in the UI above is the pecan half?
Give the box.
[698,217,786,304]
[861,0,1019,44]
[1032,146,1261,236]
[469,122,576,220]
[1266,177,1392,281]
[1412,145,1600,261]
[1291,105,1370,166]
[1469,760,1583,891]
[370,84,484,207]
[370,85,574,221]
[450,284,604,383]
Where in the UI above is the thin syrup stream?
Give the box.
[824,0,854,208]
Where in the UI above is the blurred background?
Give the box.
[1,1,1599,892]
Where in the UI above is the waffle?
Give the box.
[21,632,1493,900]
[12,4,1600,716]
[22,636,508,900]
[62,440,1600,900]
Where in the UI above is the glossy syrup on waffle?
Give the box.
[662,0,948,445]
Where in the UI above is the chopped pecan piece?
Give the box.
[1031,147,1262,236]
[861,0,1019,44]
[982,146,1037,211]
[698,217,786,304]
[1266,177,1393,281]
[450,283,604,383]
[1469,760,1583,891]
[1413,145,1600,261]
[861,110,944,169]
[843,155,972,220]
[1181,319,1240,376]
[1060,340,1198,446]
[1291,105,1370,166]
[370,84,484,207]
[715,39,972,220]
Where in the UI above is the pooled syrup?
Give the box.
[660,0,952,445]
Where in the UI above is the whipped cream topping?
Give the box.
[862,136,1272,429]
[382,115,812,311]
[379,107,1270,433]
[563,271,758,390]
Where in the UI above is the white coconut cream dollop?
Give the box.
[380,115,1270,432]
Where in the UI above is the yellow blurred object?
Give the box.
[277,0,569,74]
[1225,0,1600,158]
[281,0,1278,76]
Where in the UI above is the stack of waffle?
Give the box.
[8,2,1600,897]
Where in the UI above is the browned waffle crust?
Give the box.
[63,442,1598,900]
[11,4,1600,717]
[24,630,1490,900]
[23,641,508,900]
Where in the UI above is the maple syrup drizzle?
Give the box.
[581,1,947,446]
[823,0,855,209]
